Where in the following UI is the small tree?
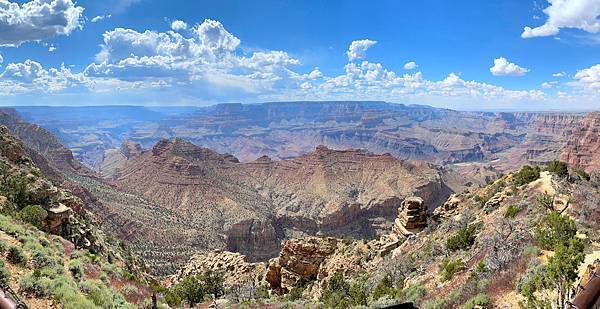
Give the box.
[513,165,541,186]
[372,274,396,301]
[534,212,577,250]
[172,275,205,306]
[546,238,584,309]
[201,270,225,299]
[447,225,477,251]
[17,205,47,229]
[545,161,568,178]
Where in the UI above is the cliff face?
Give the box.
[561,112,600,173]
[111,139,450,270]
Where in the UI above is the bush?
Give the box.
[545,160,568,178]
[202,270,225,299]
[422,299,447,309]
[402,283,427,304]
[7,246,27,266]
[79,279,130,308]
[319,273,352,308]
[534,211,577,250]
[504,204,522,218]
[171,275,205,306]
[287,286,304,301]
[0,260,10,286]
[31,250,60,270]
[513,165,540,186]
[68,259,85,280]
[0,239,6,253]
[460,293,490,309]
[349,279,368,306]
[439,258,464,282]
[17,205,47,229]
[572,167,590,181]
[372,274,397,301]
[447,225,477,251]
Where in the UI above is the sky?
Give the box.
[0,0,599,111]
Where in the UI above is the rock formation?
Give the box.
[561,112,600,173]
[395,197,427,231]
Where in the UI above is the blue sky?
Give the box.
[0,0,599,110]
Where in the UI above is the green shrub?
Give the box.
[504,204,522,218]
[402,283,427,304]
[287,286,303,301]
[460,293,490,309]
[372,274,397,301]
[202,270,225,299]
[422,298,447,309]
[31,250,60,270]
[475,260,488,273]
[513,165,540,186]
[0,260,10,286]
[79,279,130,308]
[17,205,48,229]
[534,211,577,250]
[7,246,27,266]
[0,239,6,253]
[446,225,477,251]
[319,273,353,308]
[572,167,590,181]
[171,275,205,306]
[545,160,568,178]
[68,259,85,280]
[439,258,464,282]
[349,279,368,306]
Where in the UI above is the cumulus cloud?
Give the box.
[572,64,600,90]
[91,14,111,23]
[522,0,600,38]
[0,59,86,93]
[489,57,529,76]
[403,61,418,70]
[552,71,566,77]
[48,45,56,52]
[0,0,84,47]
[171,19,187,31]
[347,39,376,61]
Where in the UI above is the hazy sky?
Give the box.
[0,0,599,110]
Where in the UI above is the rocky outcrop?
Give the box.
[561,112,600,173]
[393,197,427,233]
[226,219,280,262]
[265,237,338,293]
[175,251,266,287]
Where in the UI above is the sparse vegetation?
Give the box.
[447,224,477,251]
[504,204,522,218]
[439,258,464,281]
[7,246,27,266]
[17,204,47,229]
[513,165,541,186]
[545,160,568,178]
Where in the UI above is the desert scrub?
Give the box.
[439,258,464,282]
[504,204,522,218]
[0,239,6,253]
[402,283,427,304]
[0,260,10,286]
[68,259,85,280]
[31,249,61,270]
[446,224,477,251]
[460,293,490,309]
[79,279,132,308]
[16,204,48,229]
[513,165,541,186]
[7,246,27,266]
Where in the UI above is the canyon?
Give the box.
[2,102,599,277]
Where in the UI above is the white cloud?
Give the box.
[572,64,600,90]
[489,57,530,76]
[347,39,376,61]
[171,20,187,31]
[552,71,566,77]
[91,14,111,23]
[0,52,3,64]
[48,45,56,52]
[403,61,418,70]
[0,0,84,47]
[0,59,87,93]
[542,82,553,88]
[522,0,600,38]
